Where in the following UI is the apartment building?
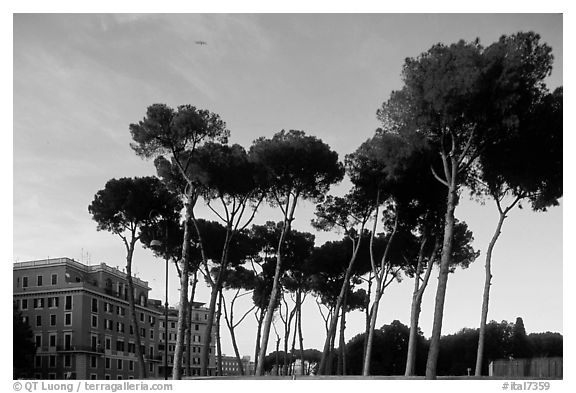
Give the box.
[13,257,216,379]
[218,355,254,376]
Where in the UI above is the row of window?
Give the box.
[20,273,59,288]
[29,312,72,328]
[35,332,72,349]
[18,296,73,311]
[35,354,72,368]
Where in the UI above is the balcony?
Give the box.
[56,345,104,354]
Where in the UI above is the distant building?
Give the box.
[489,357,563,379]
[218,355,254,376]
[13,257,216,379]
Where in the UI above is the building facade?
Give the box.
[218,355,254,376]
[13,257,216,379]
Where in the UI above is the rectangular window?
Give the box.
[140,313,144,322]
[116,340,125,352]
[91,298,98,313]
[171,322,176,329]
[91,335,98,351]
[117,375,123,380]
[36,315,42,327]
[34,298,45,309]
[105,375,110,380]
[35,334,42,348]
[90,374,97,380]
[37,275,43,286]
[91,356,97,368]
[23,276,28,288]
[64,333,72,350]
[105,358,110,369]
[64,313,72,326]
[48,297,59,308]
[49,355,56,368]
[51,274,57,285]
[22,299,28,310]
[91,315,98,328]
[65,296,72,310]
[117,359,123,370]
[195,324,199,331]
[149,346,154,357]
[64,355,71,368]
[140,328,146,337]
[49,334,56,347]
[149,363,154,373]
[105,337,111,350]
[35,356,42,368]
[150,329,154,339]
[50,314,56,326]
[129,360,134,371]
[128,343,135,353]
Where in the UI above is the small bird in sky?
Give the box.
[195,41,207,45]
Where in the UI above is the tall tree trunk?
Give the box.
[255,196,296,376]
[223,290,247,376]
[318,237,362,374]
[475,209,507,376]
[200,228,232,375]
[362,281,383,376]
[362,273,373,367]
[337,290,348,375]
[185,271,198,377]
[425,161,458,380]
[290,303,298,375]
[216,290,223,376]
[362,209,398,376]
[405,238,437,376]
[297,291,305,375]
[282,302,296,376]
[124,240,147,379]
[254,308,265,375]
[173,196,194,380]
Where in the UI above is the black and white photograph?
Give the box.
[8,5,569,391]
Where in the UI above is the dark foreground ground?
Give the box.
[184,375,562,380]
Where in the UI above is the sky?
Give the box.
[10,12,566,365]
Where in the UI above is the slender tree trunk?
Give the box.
[326,309,338,375]
[200,228,232,375]
[362,280,383,376]
[254,308,265,375]
[216,290,223,376]
[185,271,198,377]
[125,240,147,379]
[255,197,296,376]
[282,302,296,376]
[475,210,507,376]
[363,209,398,376]
[318,237,362,374]
[426,161,458,380]
[223,291,247,376]
[290,303,298,375]
[297,292,305,375]
[275,335,281,375]
[405,238,438,376]
[337,290,348,375]
[173,196,195,380]
[362,273,373,367]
